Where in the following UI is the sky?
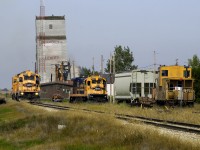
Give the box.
[0,0,200,88]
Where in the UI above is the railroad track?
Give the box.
[115,114,200,134]
[30,101,105,113]
[30,101,200,135]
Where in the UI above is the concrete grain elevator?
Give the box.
[35,0,67,83]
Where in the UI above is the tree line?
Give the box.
[79,45,137,76]
[188,55,200,102]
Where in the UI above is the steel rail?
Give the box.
[30,102,200,134]
[115,114,200,134]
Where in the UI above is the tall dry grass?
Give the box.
[0,100,199,150]
[47,100,200,125]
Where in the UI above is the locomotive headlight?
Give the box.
[20,92,24,95]
[35,93,39,96]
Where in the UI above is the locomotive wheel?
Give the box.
[69,97,75,103]
[186,101,194,107]
[83,97,87,102]
[12,94,15,100]
[15,94,19,101]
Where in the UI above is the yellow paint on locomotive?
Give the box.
[11,70,40,100]
[69,75,108,102]
[84,75,107,96]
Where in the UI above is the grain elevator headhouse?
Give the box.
[35,0,67,83]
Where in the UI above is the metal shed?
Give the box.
[40,81,73,100]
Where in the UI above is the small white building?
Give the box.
[101,74,114,97]
[107,84,114,96]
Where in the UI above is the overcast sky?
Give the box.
[0,0,200,88]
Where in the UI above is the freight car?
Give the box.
[11,70,40,100]
[155,65,195,106]
[69,75,108,102]
[115,70,158,106]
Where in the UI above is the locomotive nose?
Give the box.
[95,85,101,91]
[26,83,33,87]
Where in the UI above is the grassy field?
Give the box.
[0,99,199,150]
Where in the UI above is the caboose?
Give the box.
[155,65,195,106]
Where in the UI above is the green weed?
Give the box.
[0,117,29,132]
[0,139,20,150]
[0,108,12,114]
[64,145,101,150]
[18,139,44,149]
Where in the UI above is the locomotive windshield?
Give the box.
[97,79,102,84]
[24,75,35,80]
[92,80,97,84]
[92,79,103,84]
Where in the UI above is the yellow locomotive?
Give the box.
[155,65,195,106]
[12,70,40,100]
[70,75,108,102]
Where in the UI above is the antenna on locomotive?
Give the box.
[175,58,179,66]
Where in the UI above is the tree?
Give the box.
[105,45,137,73]
[188,54,200,103]
[79,67,99,77]
[79,67,92,77]
[188,54,200,68]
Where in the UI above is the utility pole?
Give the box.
[113,53,115,103]
[69,61,71,80]
[92,57,94,75]
[110,53,112,103]
[73,60,75,78]
[153,50,156,88]
[100,55,104,74]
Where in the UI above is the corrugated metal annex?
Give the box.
[40,81,73,100]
